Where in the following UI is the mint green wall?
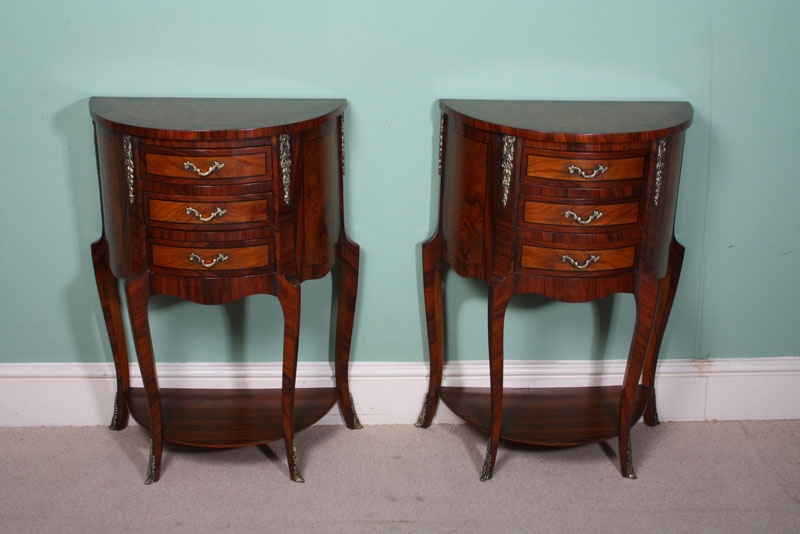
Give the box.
[1,1,798,364]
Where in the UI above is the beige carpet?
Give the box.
[1,421,799,533]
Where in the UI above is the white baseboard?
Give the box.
[1,357,798,426]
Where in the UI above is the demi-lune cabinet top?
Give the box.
[89,97,346,140]
[439,99,693,143]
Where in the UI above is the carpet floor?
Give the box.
[1,421,799,533]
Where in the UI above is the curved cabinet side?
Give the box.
[441,120,490,280]
[94,124,137,280]
[642,132,687,279]
[298,119,341,282]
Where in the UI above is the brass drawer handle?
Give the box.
[568,164,608,179]
[188,252,229,268]
[564,209,604,225]
[183,160,225,177]
[561,254,600,270]
[185,206,227,222]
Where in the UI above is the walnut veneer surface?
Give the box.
[90,97,361,484]
[417,100,693,480]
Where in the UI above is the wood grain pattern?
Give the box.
[332,114,362,431]
[128,388,338,447]
[442,130,488,272]
[439,386,648,445]
[522,200,639,227]
[91,237,130,431]
[124,274,162,484]
[147,198,270,225]
[519,244,636,272]
[439,100,693,143]
[150,242,272,271]
[90,98,360,484]
[420,99,692,480]
[145,152,268,179]
[302,129,340,273]
[90,97,346,140]
[526,154,644,182]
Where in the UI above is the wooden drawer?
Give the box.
[151,242,273,272]
[526,154,644,182]
[145,150,269,180]
[520,244,636,272]
[147,197,271,226]
[522,200,639,227]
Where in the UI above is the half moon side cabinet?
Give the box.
[90,97,361,484]
[416,99,693,480]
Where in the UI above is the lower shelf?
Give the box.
[439,385,648,446]
[128,387,339,448]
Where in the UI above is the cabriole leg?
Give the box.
[619,276,661,479]
[334,239,362,429]
[277,276,304,483]
[642,238,685,426]
[482,277,513,481]
[91,237,130,431]
[416,233,444,428]
[124,275,162,484]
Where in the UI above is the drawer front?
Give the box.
[145,151,269,179]
[520,244,636,272]
[151,243,272,272]
[526,155,644,182]
[522,200,639,227]
[147,197,271,226]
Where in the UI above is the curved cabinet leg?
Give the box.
[643,238,685,426]
[124,274,163,484]
[277,276,304,483]
[619,275,661,479]
[334,239,362,430]
[481,277,514,481]
[91,237,130,431]
[416,233,444,428]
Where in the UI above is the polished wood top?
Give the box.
[90,97,346,140]
[440,99,693,142]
